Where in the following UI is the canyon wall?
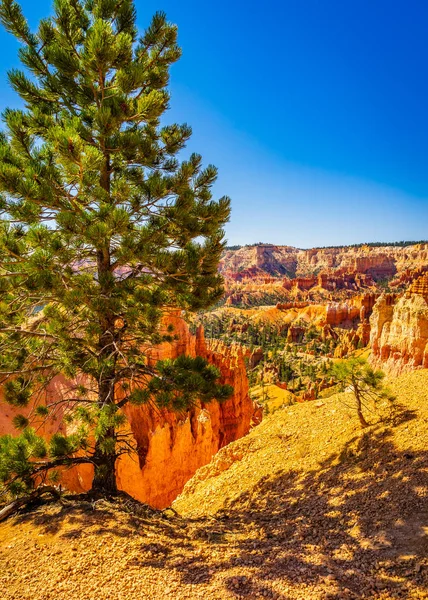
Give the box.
[117,322,255,508]
[220,244,428,308]
[370,274,428,375]
[219,245,298,279]
[0,315,256,509]
[221,243,428,281]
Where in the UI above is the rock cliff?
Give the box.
[221,243,428,307]
[0,315,255,509]
[370,274,428,375]
[117,324,256,508]
[220,244,298,279]
[221,243,428,281]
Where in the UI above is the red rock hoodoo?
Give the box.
[0,315,256,509]
[370,274,428,375]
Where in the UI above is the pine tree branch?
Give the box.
[0,365,55,377]
[0,328,58,340]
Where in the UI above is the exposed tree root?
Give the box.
[0,486,60,523]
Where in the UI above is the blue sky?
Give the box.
[0,0,427,247]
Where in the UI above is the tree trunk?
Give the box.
[354,385,369,428]
[92,331,118,495]
[91,152,119,496]
[92,441,118,495]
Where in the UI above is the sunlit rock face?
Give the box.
[0,315,255,508]
[220,244,428,308]
[370,274,428,375]
[116,321,255,508]
[220,243,428,281]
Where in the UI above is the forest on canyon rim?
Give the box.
[0,1,427,599]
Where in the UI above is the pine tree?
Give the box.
[0,0,232,499]
[331,358,395,428]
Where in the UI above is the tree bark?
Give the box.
[91,444,118,495]
[353,383,369,428]
[91,152,119,496]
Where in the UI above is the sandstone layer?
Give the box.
[0,315,255,509]
[117,323,255,507]
[220,243,428,281]
[370,274,428,375]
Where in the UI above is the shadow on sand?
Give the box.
[11,406,427,599]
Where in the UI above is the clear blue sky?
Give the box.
[0,0,427,247]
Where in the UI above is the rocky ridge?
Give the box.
[220,243,428,280]
[221,244,428,307]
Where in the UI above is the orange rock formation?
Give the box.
[281,271,375,293]
[0,315,256,509]
[370,274,428,375]
[220,244,428,307]
[325,302,360,326]
[221,243,428,281]
[390,265,428,289]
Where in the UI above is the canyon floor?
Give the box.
[1,370,427,600]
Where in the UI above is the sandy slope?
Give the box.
[1,371,427,600]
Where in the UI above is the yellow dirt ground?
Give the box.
[1,370,427,599]
[250,383,298,411]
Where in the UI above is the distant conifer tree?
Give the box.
[331,358,395,428]
[0,0,232,498]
